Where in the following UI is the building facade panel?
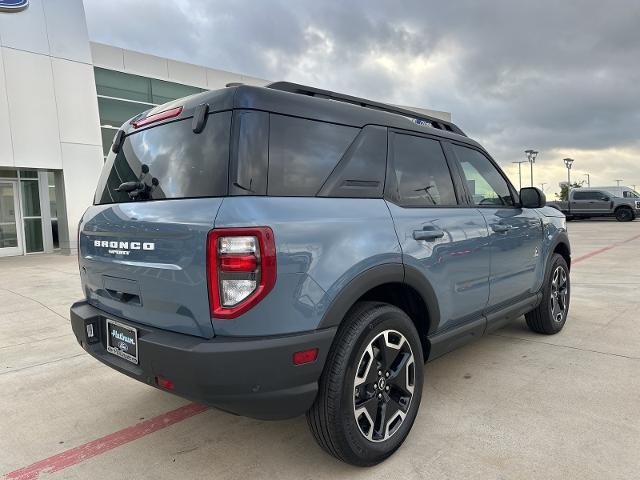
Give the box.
[0,47,13,165]
[90,42,124,70]
[122,49,169,79]
[52,58,102,145]
[42,0,92,64]
[59,142,104,251]
[2,46,62,169]
[167,59,208,88]
[0,0,49,55]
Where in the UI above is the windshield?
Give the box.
[95,112,231,205]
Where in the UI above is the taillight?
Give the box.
[207,227,276,319]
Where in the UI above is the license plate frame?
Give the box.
[106,318,139,365]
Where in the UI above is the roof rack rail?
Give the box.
[266,81,466,136]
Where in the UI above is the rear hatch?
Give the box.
[79,107,232,338]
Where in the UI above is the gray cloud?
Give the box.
[84,0,640,192]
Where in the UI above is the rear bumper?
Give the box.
[70,301,336,420]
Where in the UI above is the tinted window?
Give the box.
[573,191,604,200]
[390,134,457,207]
[623,191,639,198]
[318,125,387,198]
[268,115,358,196]
[230,110,269,196]
[94,112,231,204]
[453,145,514,206]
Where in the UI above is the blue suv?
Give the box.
[71,82,571,466]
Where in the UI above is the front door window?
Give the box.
[0,182,23,256]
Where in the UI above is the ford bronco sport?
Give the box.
[71,82,571,466]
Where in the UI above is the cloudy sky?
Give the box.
[83,0,640,196]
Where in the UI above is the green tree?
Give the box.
[556,181,585,201]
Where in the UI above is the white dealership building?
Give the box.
[0,0,450,257]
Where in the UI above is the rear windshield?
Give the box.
[94,112,231,205]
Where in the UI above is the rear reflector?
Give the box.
[293,348,318,365]
[220,255,258,272]
[156,376,175,390]
[132,106,183,129]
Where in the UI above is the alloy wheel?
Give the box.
[353,330,415,442]
[550,266,568,322]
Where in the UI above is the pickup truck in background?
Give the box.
[548,187,640,221]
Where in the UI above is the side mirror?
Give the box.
[520,187,546,208]
[602,196,610,201]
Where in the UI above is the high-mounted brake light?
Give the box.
[207,227,276,319]
[131,106,183,129]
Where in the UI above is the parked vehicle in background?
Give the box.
[597,185,640,199]
[548,187,640,221]
[70,81,572,466]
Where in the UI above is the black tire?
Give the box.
[615,207,634,222]
[525,254,570,334]
[307,302,424,466]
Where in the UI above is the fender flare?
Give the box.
[549,231,571,267]
[317,263,441,334]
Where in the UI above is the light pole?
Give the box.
[525,149,538,187]
[512,161,526,190]
[563,158,574,197]
[540,182,547,192]
[614,179,623,186]
[584,173,590,187]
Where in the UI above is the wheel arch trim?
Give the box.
[317,263,440,334]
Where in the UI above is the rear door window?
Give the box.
[267,115,358,196]
[95,112,231,204]
[388,133,457,207]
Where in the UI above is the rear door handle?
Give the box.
[491,224,512,233]
[413,228,445,241]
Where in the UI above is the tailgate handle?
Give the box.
[103,276,141,305]
[106,289,141,305]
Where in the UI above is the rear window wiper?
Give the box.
[115,181,144,193]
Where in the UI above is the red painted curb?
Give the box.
[4,403,207,480]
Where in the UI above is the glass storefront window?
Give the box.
[0,169,18,178]
[51,219,59,249]
[24,217,43,253]
[48,172,59,249]
[0,183,19,249]
[95,67,152,103]
[48,172,57,218]
[151,78,204,104]
[21,175,43,253]
[98,97,151,128]
[101,128,118,156]
[21,180,41,217]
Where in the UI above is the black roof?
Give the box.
[266,82,465,136]
[124,81,475,147]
